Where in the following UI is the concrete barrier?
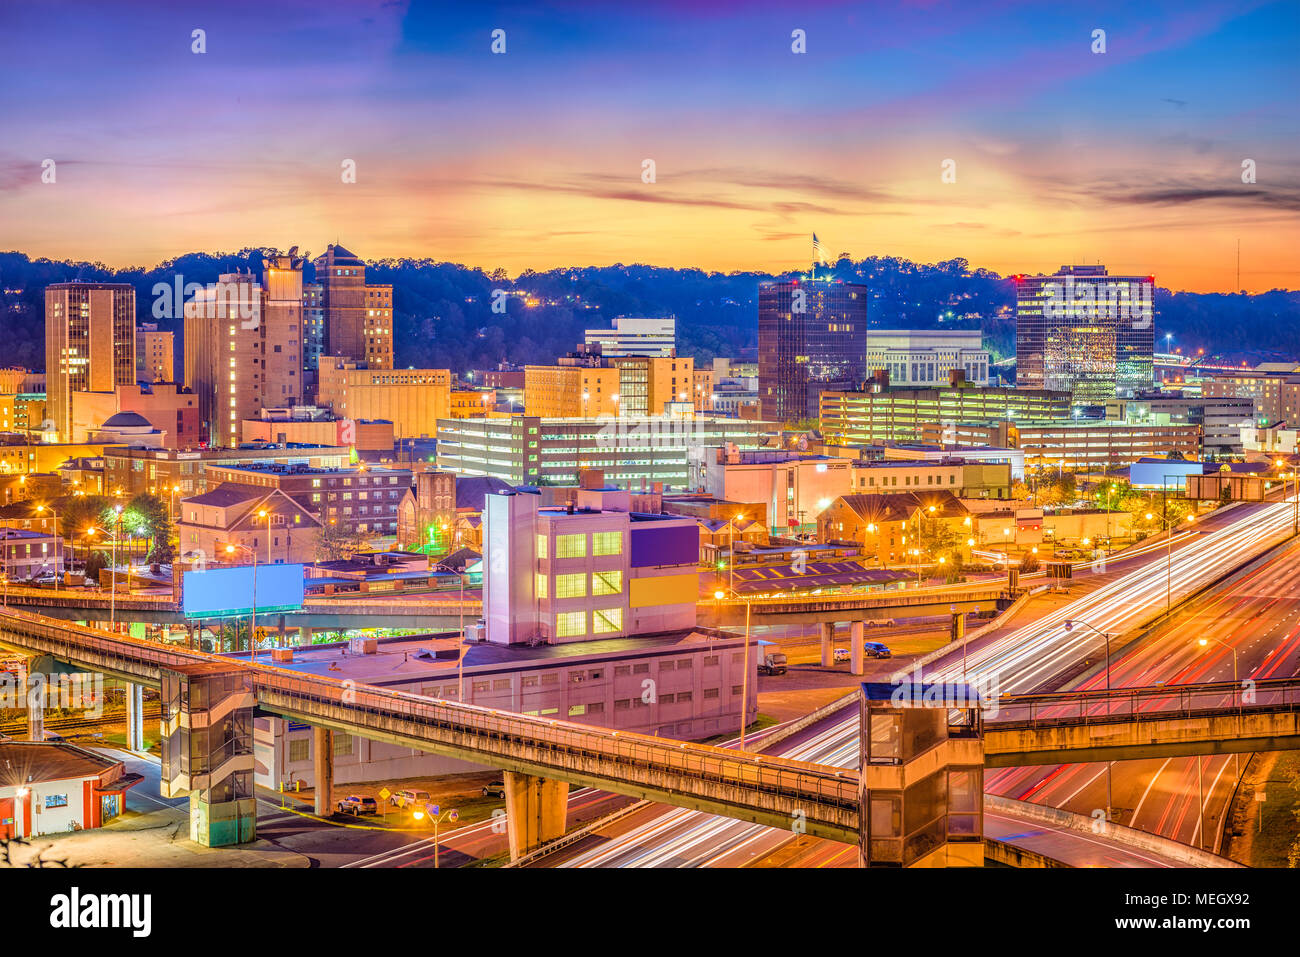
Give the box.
[984,795,1243,868]
[985,837,1070,868]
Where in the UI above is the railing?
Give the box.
[2,606,857,824]
[250,664,860,821]
[711,581,1008,609]
[989,677,1300,728]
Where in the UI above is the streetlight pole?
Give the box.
[1065,618,1114,822]
[458,566,466,701]
[739,597,752,748]
[1146,510,1195,617]
[413,805,459,868]
[110,505,123,631]
[1198,635,1241,791]
[36,504,62,585]
[225,538,259,661]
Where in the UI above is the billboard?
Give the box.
[181,564,306,619]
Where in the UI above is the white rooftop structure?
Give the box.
[584,317,676,358]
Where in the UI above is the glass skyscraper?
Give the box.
[1014,265,1154,402]
[758,278,868,423]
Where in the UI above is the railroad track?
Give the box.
[0,708,162,737]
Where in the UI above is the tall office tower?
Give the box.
[1015,265,1154,402]
[757,278,868,423]
[312,244,393,369]
[45,282,136,442]
[184,252,305,447]
[584,316,676,357]
[136,322,175,382]
[301,281,324,397]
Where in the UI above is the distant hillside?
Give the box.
[1,249,1296,374]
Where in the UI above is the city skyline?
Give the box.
[0,1,1297,292]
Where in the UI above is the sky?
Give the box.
[0,0,1297,292]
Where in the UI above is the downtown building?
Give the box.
[312,244,393,370]
[758,278,868,423]
[435,415,772,489]
[183,252,307,448]
[135,322,174,383]
[1014,265,1155,401]
[315,356,451,440]
[819,377,1071,446]
[583,316,676,357]
[44,282,137,442]
[866,329,991,387]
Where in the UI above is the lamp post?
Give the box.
[458,564,467,701]
[1145,510,1195,617]
[1064,618,1114,822]
[1276,458,1298,535]
[1197,634,1241,799]
[35,504,60,580]
[739,595,752,748]
[110,504,123,630]
[727,513,746,597]
[225,540,259,661]
[412,804,459,868]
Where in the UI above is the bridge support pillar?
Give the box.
[125,682,145,752]
[313,726,334,816]
[820,622,835,667]
[502,770,569,861]
[277,615,286,647]
[27,682,44,741]
[850,621,865,676]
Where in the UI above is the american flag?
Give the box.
[812,233,828,265]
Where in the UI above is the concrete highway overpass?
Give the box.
[985,678,1300,766]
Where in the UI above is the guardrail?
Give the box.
[1,605,859,833]
[990,677,1300,728]
[253,667,860,826]
[711,580,1008,609]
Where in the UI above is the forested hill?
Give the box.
[1,249,1295,374]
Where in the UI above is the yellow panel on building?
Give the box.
[629,572,698,608]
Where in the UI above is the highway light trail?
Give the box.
[559,498,1298,867]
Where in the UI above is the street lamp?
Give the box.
[1145,510,1196,616]
[725,513,746,597]
[412,804,459,868]
[1064,618,1115,822]
[109,505,123,629]
[35,504,60,580]
[225,541,259,661]
[1197,634,1242,823]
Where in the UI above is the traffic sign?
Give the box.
[378,787,391,801]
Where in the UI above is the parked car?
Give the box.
[482,780,507,798]
[390,788,431,808]
[833,648,851,663]
[336,795,378,816]
[864,618,895,628]
[863,641,892,659]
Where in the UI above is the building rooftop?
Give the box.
[184,483,267,508]
[214,463,410,477]
[454,476,514,510]
[0,741,120,785]
[241,627,746,686]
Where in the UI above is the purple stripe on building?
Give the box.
[630,524,698,568]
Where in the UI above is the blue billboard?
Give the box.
[182,564,306,619]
